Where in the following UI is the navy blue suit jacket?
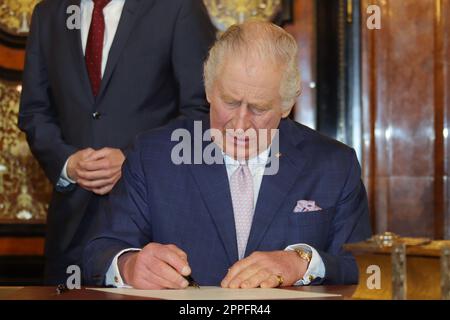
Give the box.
[84,117,372,285]
[18,0,216,283]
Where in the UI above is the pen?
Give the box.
[184,274,200,288]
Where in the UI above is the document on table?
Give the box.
[88,286,341,300]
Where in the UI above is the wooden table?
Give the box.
[1,285,357,300]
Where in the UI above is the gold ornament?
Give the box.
[0,80,51,221]
[204,0,283,31]
[0,0,39,35]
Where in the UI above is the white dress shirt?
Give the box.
[57,0,125,187]
[80,0,125,77]
[106,148,325,287]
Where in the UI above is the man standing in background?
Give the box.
[18,0,216,284]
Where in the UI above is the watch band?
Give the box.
[293,248,312,263]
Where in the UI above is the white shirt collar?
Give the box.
[223,147,270,177]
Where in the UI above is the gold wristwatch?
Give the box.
[293,247,312,263]
[293,248,315,283]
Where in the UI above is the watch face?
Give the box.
[0,0,39,36]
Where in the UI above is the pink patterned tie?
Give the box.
[230,165,254,259]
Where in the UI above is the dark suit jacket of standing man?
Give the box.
[84,117,372,286]
[18,0,216,284]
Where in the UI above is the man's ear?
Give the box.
[206,91,211,104]
[281,106,294,118]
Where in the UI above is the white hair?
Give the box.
[204,20,301,110]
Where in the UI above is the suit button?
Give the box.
[92,111,101,120]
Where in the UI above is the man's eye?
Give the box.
[226,101,240,107]
[251,107,266,115]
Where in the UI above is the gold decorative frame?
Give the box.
[0,0,39,36]
[0,81,50,222]
[204,0,284,31]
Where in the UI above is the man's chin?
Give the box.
[224,144,259,161]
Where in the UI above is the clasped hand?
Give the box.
[67,147,125,195]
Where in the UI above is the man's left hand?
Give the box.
[76,147,125,195]
[221,251,308,289]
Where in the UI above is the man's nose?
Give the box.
[233,106,251,131]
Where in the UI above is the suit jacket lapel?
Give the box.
[244,119,309,256]
[96,0,145,101]
[188,120,239,265]
[66,0,95,105]
[188,119,308,263]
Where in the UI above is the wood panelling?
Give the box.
[433,0,446,240]
[0,44,24,70]
[0,237,44,256]
[285,0,317,129]
[444,0,450,239]
[361,0,450,239]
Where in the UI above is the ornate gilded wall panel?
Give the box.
[204,0,283,30]
[0,0,37,34]
[0,1,46,224]
[0,0,38,48]
[0,81,50,222]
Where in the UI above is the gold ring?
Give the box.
[276,275,284,287]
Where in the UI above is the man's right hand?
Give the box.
[118,243,192,289]
[66,148,96,182]
[66,147,125,195]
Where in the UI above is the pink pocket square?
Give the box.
[294,200,322,213]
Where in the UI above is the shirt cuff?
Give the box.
[105,248,141,288]
[57,158,76,187]
[285,244,326,286]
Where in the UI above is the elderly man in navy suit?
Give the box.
[84,21,371,288]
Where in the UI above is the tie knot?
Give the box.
[93,0,111,10]
[233,164,251,178]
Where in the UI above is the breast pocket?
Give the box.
[286,207,335,249]
[290,207,334,226]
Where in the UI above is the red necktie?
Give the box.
[85,0,111,97]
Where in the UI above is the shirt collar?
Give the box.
[223,147,270,176]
